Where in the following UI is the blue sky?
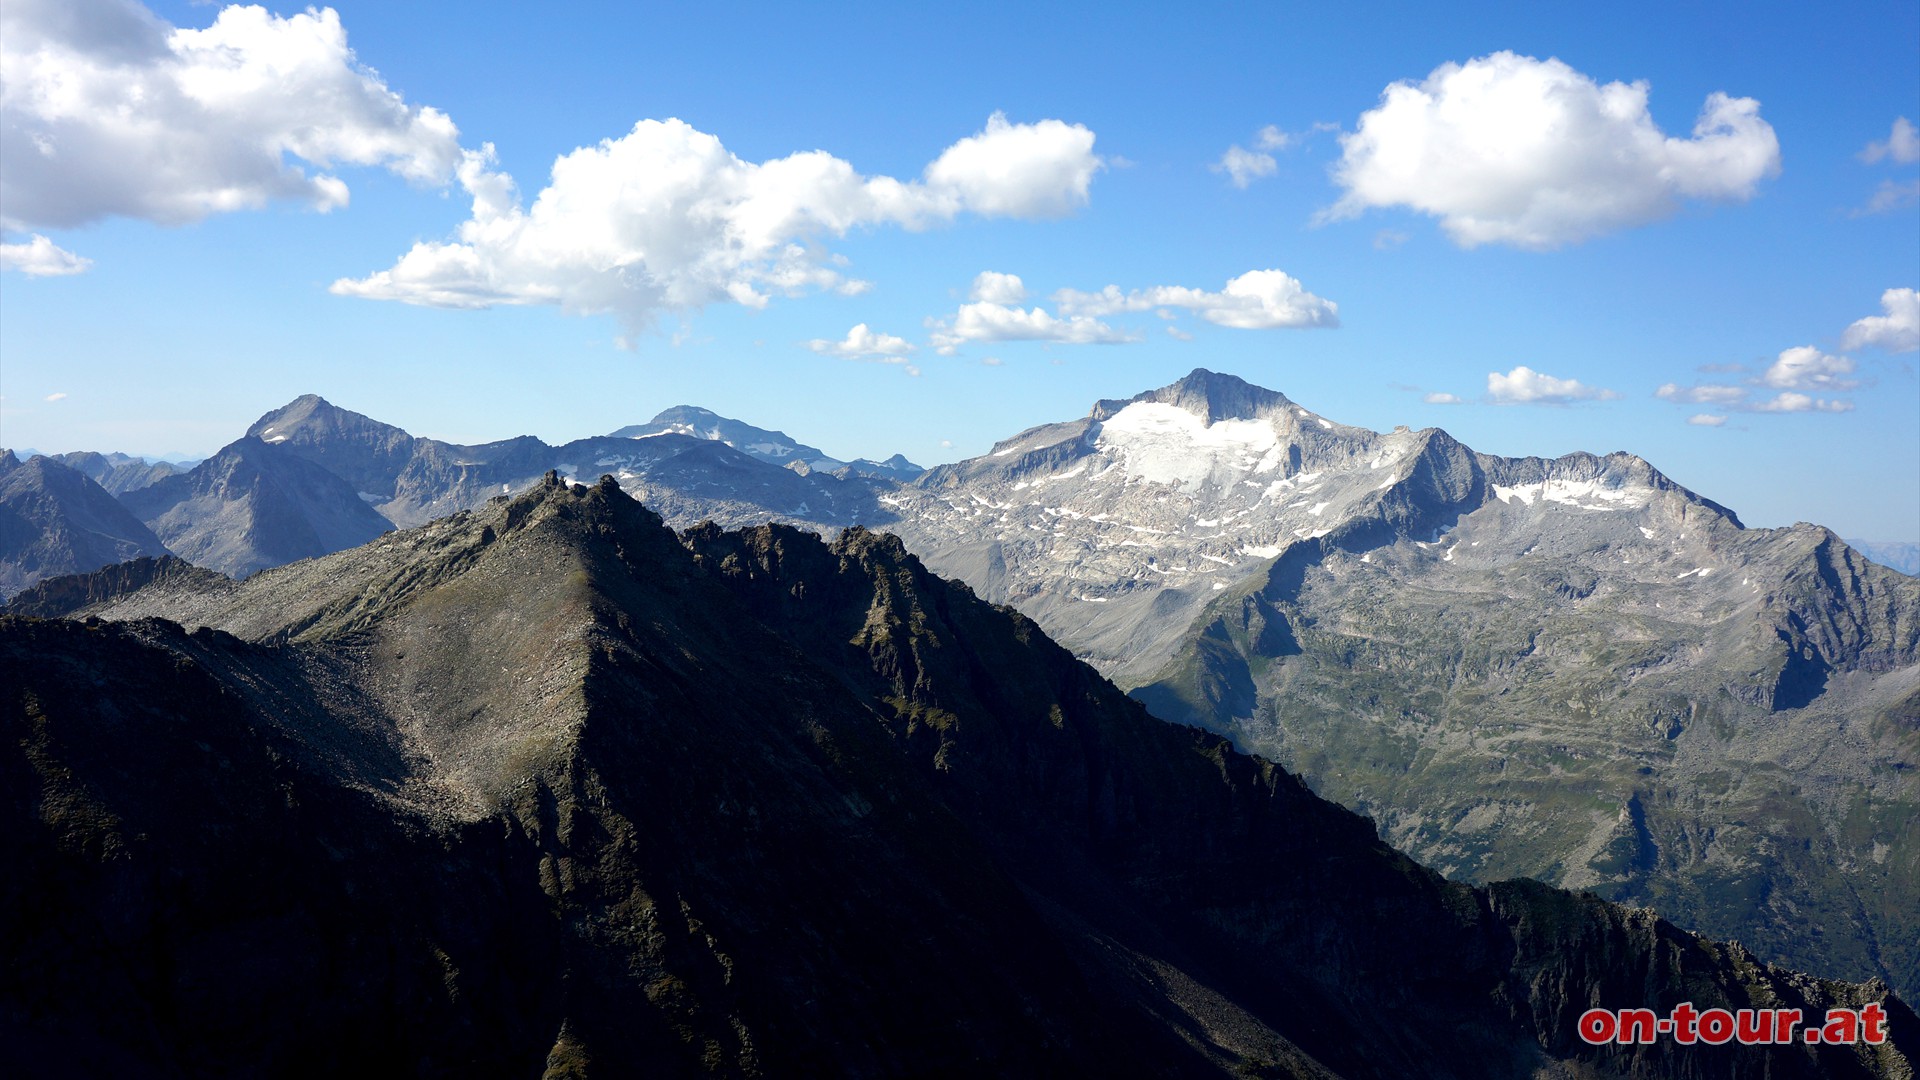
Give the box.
[2,0,1916,539]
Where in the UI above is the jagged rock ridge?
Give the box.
[14,374,1917,1007]
[4,474,1910,1077]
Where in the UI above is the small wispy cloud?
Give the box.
[1211,124,1308,188]
[1860,117,1920,164]
[1055,269,1338,329]
[1750,392,1851,413]
[1486,365,1619,404]
[1852,179,1920,217]
[1659,342,1868,416]
[1656,383,1746,405]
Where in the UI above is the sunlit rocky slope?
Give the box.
[5,475,1911,1077]
[875,370,1920,1003]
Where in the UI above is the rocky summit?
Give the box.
[6,474,1911,1077]
[879,370,1920,1003]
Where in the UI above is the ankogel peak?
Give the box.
[1092,368,1299,425]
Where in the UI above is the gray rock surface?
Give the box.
[7,474,1911,1077]
[119,437,395,577]
[0,450,171,596]
[875,369,1920,1001]
[49,450,180,494]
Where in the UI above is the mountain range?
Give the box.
[5,474,1911,1077]
[864,371,1920,1001]
[4,369,1916,1006]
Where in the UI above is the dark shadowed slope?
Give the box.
[5,475,1910,1078]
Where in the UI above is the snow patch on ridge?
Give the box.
[1492,478,1651,511]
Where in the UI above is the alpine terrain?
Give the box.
[7,372,1914,1008]
[4,474,1911,1077]
[0,450,171,596]
[875,370,1920,1003]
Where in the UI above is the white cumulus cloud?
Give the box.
[1861,117,1920,164]
[0,233,92,275]
[0,0,462,238]
[806,323,916,361]
[969,270,1028,304]
[334,113,1102,327]
[928,299,1135,355]
[1486,365,1619,404]
[1759,345,1857,390]
[1840,287,1920,353]
[1054,269,1339,330]
[921,112,1103,218]
[1326,51,1780,249]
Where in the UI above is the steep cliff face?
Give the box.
[5,476,1910,1078]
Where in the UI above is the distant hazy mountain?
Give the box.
[239,395,914,531]
[609,404,925,479]
[836,452,927,480]
[0,450,171,596]
[880,369,1920,1001]
[49,450,180,494]
[612,403,837,465]
[1847,539,1920,576]
[7,474,1907,1077]
[119,437,394,577]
